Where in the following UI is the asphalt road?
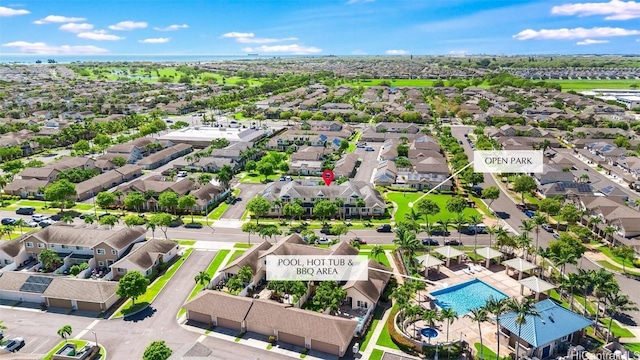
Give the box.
[451,126,640,325]
[221,183,263,220]
[353,143,381,183]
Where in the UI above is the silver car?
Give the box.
[3,337,24,352]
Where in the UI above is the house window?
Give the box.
[118,268,126,273]
[50,244,55,248]
[26,242,33,248]
[61,245,68,249]
[98,261,104,267]
[37,243,44,248]
[146,269,152,276]
[96,249,105,255]
[111,250,117,255]
[4,260,11,265]
[107,260,114,266]
[76,246,83,250]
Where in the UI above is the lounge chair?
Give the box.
[474,264,485,272]
[463,268,472,275]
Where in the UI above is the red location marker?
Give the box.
[322,169,335,186]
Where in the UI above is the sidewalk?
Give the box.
[583,247,640,276]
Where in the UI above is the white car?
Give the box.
[315,238,332,245]
[32,214,49,222]
[25,220,39,228]
[2,337,24,352]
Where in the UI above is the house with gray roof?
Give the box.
[261,180,386,218]
[0,237,30,271]
[110,239,179,279]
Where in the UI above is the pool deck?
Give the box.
[412,261,531,355]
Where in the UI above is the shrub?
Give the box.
[633,259,640,268]
[386,307,417,354]
[184,222,203,229]
[268,335,276,344]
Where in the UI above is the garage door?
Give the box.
[311,339,340,356]
[0,290,43,303]
[277,332,305,347]
[187,311,212,325]
[77,301,102,312]
[216,318,241,331]
[48,298,72,309]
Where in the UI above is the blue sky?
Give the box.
[1,0,639,56]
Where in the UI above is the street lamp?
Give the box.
[91,330,98,347]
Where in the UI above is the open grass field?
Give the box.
[369,349,384,360]
[554,79,639,91]
[79,66,263,85]
[387,192,481,224]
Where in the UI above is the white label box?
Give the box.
[266,255,369,281]
[473,150,544,174]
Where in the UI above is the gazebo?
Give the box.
[416,254,444,274]
[502,257,537,280]
[434,246,464,267]
[518,276,556,300]
[474,247,503,268]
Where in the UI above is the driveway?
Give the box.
[353,144,381,183]
[221,183,265,220]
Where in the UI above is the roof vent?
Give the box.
[549,315,555,323]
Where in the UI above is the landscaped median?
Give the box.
[43,340,106,360]
[112,248,194,318]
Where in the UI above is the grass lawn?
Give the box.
[600,318,635,338]
[43,340,105,360]
[376,304,401,350]
[113,248,193,318]
[72,203,95,211]
[176,240,196,246]
[468,194,495,218]
[359,306,386,350]
[474,343,498,360]
[387,192,480,224]
[229,249,246,262]
[369,349,384,360]
[596,260,640,275]
[239,172,281,183]
[209,202,230,220]
[361,244,397,250]
[598,247,640,272]
[234,243,253,248]
[360,251,392,268]
[622,343,640,353]
[554,79,640,91]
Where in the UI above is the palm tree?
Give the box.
[507,297,541,360]
[83,214,96,225]
[405,304,423,338]
[468,214,483,260]
[439,219,452,243]
[602,225,616,242]
[562,273,582,311]
[215,164,234,191]
[393,226,419,265]
[516,233,532,261]
[403,207,422,232]
[334,198,344,221]
[113,190,124,215]
[416,198,440,232]
[605,293,638,343]
[57,325,73,343]
[466,307,489,359]
[146,221,157,239]
[453,213,467,245]
[61,215,74,224]
[486,225,498,249]
[422,309,440,343]
[532,215,546,264]
[578,268,593,316]
[591,268,619,332]
[519,219,534,258]
[484,297,508,360]
[370,245,384,263]
[194,271,211,288]
[552,248,577,278]
[588,216,602,235]
[272,199,283,220]
[355,198,366,220]
[439,307,458,355]
[13,219,26,235]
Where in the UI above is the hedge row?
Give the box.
[386,307,417,354]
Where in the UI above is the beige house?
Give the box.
[0,237,29,271]
[110,239,179,279]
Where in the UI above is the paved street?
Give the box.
[450,126,640,325]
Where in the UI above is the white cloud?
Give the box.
[351,50,367,55]
[138,38,170,43]
[513,26,640,40]
[33,15,85,24]
[153,24,188,31]
[221,32,255,38]
[346,0,374,4]
[0,6,29,17]
[551,0,640,20]
[241,44,322,55]
[576,38,610,45]
[449,50,468,56]
[2,41,109,54]
[236,36,298,44]
[108,21,147,31]
[77,30,124,41]
[385,49,408,55]
[59,23,93,33]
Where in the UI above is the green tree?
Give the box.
[331,224,348,240]
[125,191,145,213]
[371,245,384,263]
[241,222,260,244]
[158,192,179,215]
[440,307,458,350]
[73,139,91,153]
[215,164,233,190]
[256,161,274,182]
[611,245,636,273]
[226,277,244,294]
[513,175,537,205]
[194,271,211,287]
[57,325,73,343]
[98,214,119,229]
[178,194,197,222]
[313,200,338,224]
[124,215,146,227]
[96,191,116,213]
[244,160,257,173]
[484,297,508,360]
[246,197,271,225]
[44,179,77,213]
[39,248,61,271]
[149,213,173,239]
[539,198,561,221]
[605,293,638,343]
[393,225,420,262]
[283,202,304,225]
[559,203,581,225]
[468,214,484,258]
[197,173,212,186]
[481,186,500,208]
[143,340,172,360]
[116,271,149,305]
[258,224,281,242]
[507,297,541,360]
[238,266,253,284]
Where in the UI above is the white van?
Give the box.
[229,120,239,128]
[468,224,487,233]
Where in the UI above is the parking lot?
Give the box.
[353,142,382,182]
[221,183,265,220]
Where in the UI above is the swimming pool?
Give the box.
[430,279,508,316]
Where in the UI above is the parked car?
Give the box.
[422,238,439,246]
[376,224,392,233]
[365,146,375,152]
[541,224,553,233]
[315,237,332,245]
[320,228,334,235]
[467,224,487,234]
[524,210,535,218]
[444,239,462,246]
[39,219,55,228]
[431,229,451,236]
[177,171,188,177]
[552,233,560,239]
[515,204,526,212]
[25,220,39,228]
[15,207,35,215]
[1,218,16,225]
[32,214,49,222]
[356,143,366,148]
[350,237,367,245]
[2,337,24,352]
